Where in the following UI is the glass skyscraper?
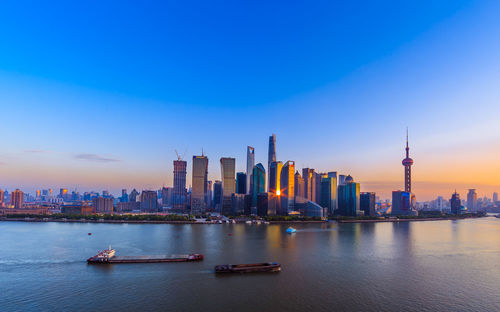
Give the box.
[172,159,187,212]
[220,157,236,216]
[338,176,360,216]
[191,155,208,215]
[246,146,255,194]
[236,172,247,194]
[280,161,295,215]
[268,161,283,195]
[251,163,266,207]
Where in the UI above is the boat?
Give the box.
[87,247,203,264]
[286,227,297,233]
[496,214,500,218]
[215,262,281,273]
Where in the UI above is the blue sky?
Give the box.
[1,0,500,200]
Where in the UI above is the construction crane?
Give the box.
[174,149,187,161]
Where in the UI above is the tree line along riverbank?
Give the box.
[0,212,487,224]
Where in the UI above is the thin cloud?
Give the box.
[24,150,47,153]
[74,153,121,163]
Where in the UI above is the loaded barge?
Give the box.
[215,262,281,273]
[87,247,203,264]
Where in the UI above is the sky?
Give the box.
[1,0,500,200]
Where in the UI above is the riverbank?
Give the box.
[0,217,327,225]
[336,216,486,223]
[0,216,487,224]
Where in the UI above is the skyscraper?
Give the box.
[236,172,247,194]
[213,181,222,212]
[294,171,305,198]
[120,189,129,203]
[467,189,477,212]
[0,189,4,205]
[161,187,172,207]
[280,161,295,215]
[268,134,276,191]
[221,157,236,215]
[402,129,414,193]
[10,189,24,209]
[391,190,416,216]
[268,161,283,195]
[360,192,376,217]
[320,175,337,215]
[129,189,139,202]
[140,190,158,212]
[191,155,208,215]
[302,168,316,202]
[251,163,266,207]
[206,181,213,209]
[450,191,461,214]
[245,146,255,195]
[338,176,360,216]
[173,159,187,212]
[92,196,114,214]
[493,192,499,203]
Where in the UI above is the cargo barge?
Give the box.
[87,247,203,264]
[215,262,281,273]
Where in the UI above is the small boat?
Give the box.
[286,227,297,233]
[215,262,281,273]
[88,233,92,236]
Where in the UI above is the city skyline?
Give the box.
[0,132,499,201]
[1,1,500,200]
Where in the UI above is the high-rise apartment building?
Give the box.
[467,189,477,212]
[92,196,114,214]
[221,157,236,215]
[161,187,172,207]
[140,190,158,212]
[191,155,208,215]
[173,159,187,212]
[10,189,24,209]
[280,161,295,215]
[246,146,255,194]
[450,191,461,214]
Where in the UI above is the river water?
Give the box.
[1,218,500,311]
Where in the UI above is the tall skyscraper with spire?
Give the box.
[402,129,414,193]
[268,134,276,191]
[246,146,255,194]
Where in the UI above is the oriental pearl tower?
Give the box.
[402,129,413,193]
